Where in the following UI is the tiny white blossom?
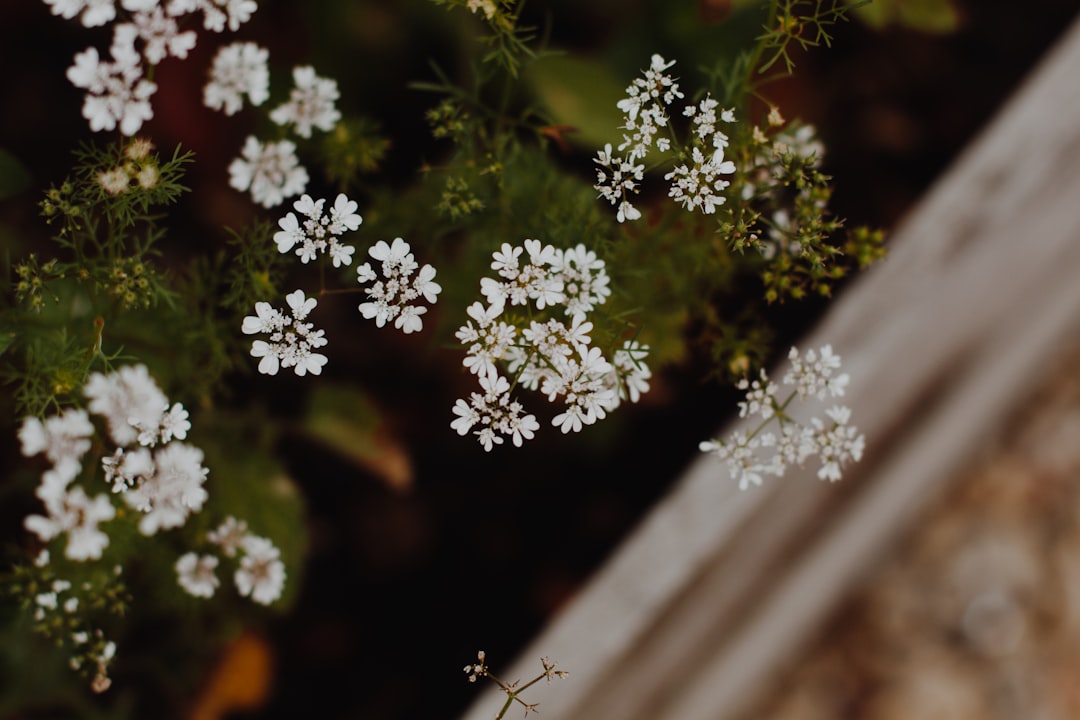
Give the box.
[45,0,117,27]
[18,409,94,481]
[84,364,169,447]
[168,0,257,32]
[269,65,341,138]
[124,8,198,65]
[701,344,863,489]
[229,136,309,208]
[234,535,286,605]
[175,552,220,598]
[124,441,209,536]
[204,42,270,115]
[24,486,116,561]
[242,290,329,376]
[273,193,360,267]
[451,373,539,451]
[357,238,441,334]
[67,46,156,136]
[208,516,249,557]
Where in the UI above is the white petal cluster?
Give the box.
[700,344,865,489]
[452,240,650,450]
[233,534,286,605]
[19,364,207,559]
[167,0,258,33]
[56,0,260,136]
[356,238,442,335]
[66,44,156,136]
[241,289,328,376]
[175,516,286,605]
[274,193,360,267]
[269,65,341,139]
[228,136,309,208]
[616,54,682,161]
[203,41,269,115]
[175,552,220,598]
[595,56,738,223]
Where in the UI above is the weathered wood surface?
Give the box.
[459,12,1080,720]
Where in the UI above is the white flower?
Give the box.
[608,339,651,404]
[269,65,341,138]
[450,373,539,451]
[175,552,220,598]
[101,446,154,493]
[24,486,116,561]
[553,244,611,316]
[123,441,209,535]
[242,290,328,376]
[67,46,156,136]
[18,409,94,480]
[84,364,169,447]
[208,516,248,557]
[204,42,269,115]
[546,345,617,433]
[234,535,286,605]
[479,239,563,309]
[456,301,515,382]
[593,144,644,223]
[357,238,441,334]
[664,145,736,215]
[124,8,198,65]
[615,54,682,162]
[701,344,864,489]
[168,0,258,32]
[229,136,309,208]
[273,192,360,267]
[45,0,117,27]
[736,369,777,421]
[782,344,848,400]
[812,405,865,482]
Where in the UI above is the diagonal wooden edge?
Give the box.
[458,12,1080,720]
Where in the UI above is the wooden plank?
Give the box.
[458,12,1080,720]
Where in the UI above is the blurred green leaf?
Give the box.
[848,0,961,33]
[524,54,626,150]
[0,148,31,201]
[302,383,412,491]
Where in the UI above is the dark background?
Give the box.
[1,1,1078,718]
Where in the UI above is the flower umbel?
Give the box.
[274,192,360,267]
[356,238,442,334]
[242,289,329,376]
[700,344,865,488]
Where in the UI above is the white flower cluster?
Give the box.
[53,0,257,136]
[242,195,442,376]
[205,42,341,207]
[242,289,328,377]
[594,54,737,223]
[356,238,443,334]
[18,364,206,559]
[451,239,650,450]
[274,192,361,267]
[699,345,865,489]
[175,516,286,605]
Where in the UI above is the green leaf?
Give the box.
[524,54,626,150]
[848,0,961,33]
